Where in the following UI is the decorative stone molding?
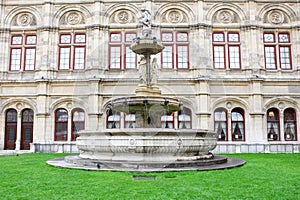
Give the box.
[217,10,234,23]
[267,10,284,24]
[110,10,135,24]
[66,11,83,25]
[12,12,36,26]
[162,9,188,24]
[59,11,84,25]
[17,13,33,26]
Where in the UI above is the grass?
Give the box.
[0,153,299,200]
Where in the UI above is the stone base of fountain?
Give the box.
[135,85,161,96]
[47,155,245,173]
[47,128,246,172]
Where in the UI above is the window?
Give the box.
[10,34,37,71]
[284,108,297,141]
[161,32,189,69]
[231,108,245,141]
[107,108,120,129]
[263,32,292,70]
[212,32,241,69]
[109,32,137,70]
[58,33,86,70]
[161,112,174,128]
[214,108,228,141]
[125,114,136,128]
[178,107,191,129]
[267,108,280,141]
[71,108,85,141]
[55,109,68,141]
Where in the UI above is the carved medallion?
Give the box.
[217,10,234,23]
[66,12,82,25]
[167,10,183,23]
[268,10,284,24]
[17,13,33,26]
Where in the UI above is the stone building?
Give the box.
[0,0,299,153]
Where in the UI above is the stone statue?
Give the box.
[138,55,147,85]
[151,58,158,85]
[139,9,152,38]
[139,9,151,28]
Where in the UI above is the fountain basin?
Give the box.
[130,38,164,55]
[76,128,217,162]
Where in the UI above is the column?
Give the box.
[15,112,22,150]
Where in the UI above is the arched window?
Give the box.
[55,108,68,141]
[71,108,85,141]
[231,108,245,141]
[178,107,191,129]
[214,108,227,141]
[107,108,120,129]
[5,109,18,149]
[284,108,297,141]
[21,109,34,150]
[125,114,135,128]
[161,112,174,128]
[267,108,280,141]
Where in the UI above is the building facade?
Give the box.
[0,0,299,153]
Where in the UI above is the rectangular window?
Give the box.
[228,46,240,69]
[212,32,241,69]
[161,31,189,69]
[162,45,173,69]
[10,34,37,71]
[109,32,137,70]
[10,48,22,71]
[109,45,122,69]
[58,33,86,70]
[59,47,71,70]
[213,45,225,69]
[24,48,36,70]
[264,32,292,70]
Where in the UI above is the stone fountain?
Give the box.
[47,9,245,172]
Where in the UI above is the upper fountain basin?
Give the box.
[130,38,164,55]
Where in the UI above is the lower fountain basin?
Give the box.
[76,128,217,162]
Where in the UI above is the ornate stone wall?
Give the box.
[0,0,299,153]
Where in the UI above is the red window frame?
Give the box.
[71,108,85,141]
[267,108,280,141]
[161,112,174,128]
[178,107,192,129]
[214,108,228,141]
[231,108,245,141]
[109,31,137,70]
[283,108,297,141]
[213,45,226,69]
[9,34,37,71]
[58,33,86,70]
[212,32,241,70]
[264,45,277,69]
[161,31,189,69]
[263,32,292,70]
[54,108,68,141]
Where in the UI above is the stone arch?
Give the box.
[4,7,42,28]
[49,97,88,114]
[53,5,92,27]
[258,4,297,24]
[263,97,299,113]
[155,3,195,24]
[211,96,249,112]
[104,4,140,25]
[206,4,246,25]
[0,98,38,115]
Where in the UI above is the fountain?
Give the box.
[47,9,245,172]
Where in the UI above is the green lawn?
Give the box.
[0,153,299,200]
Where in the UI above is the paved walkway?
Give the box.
[0,150,31,156]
